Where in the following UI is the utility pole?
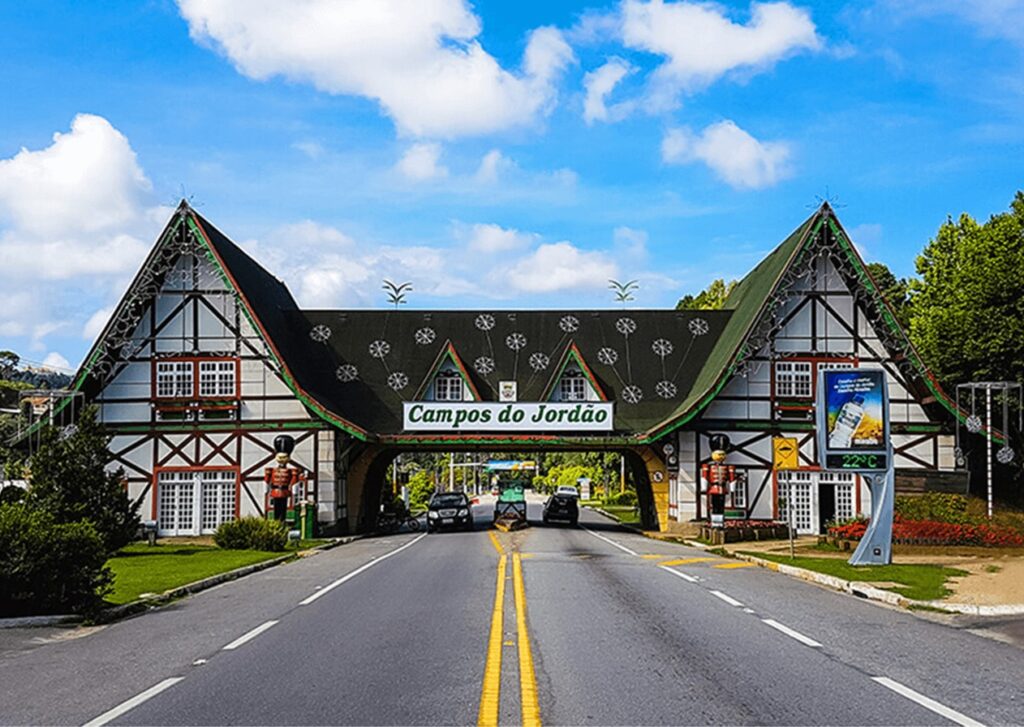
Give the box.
[449,452,455,492]
[620,454,626,495]
[956,382,1021,520]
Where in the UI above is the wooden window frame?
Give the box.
[152,357,241,401]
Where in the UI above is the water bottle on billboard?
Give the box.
[829,394,865,448]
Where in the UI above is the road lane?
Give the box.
[108,524,497,726]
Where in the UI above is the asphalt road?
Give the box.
[2,497,1024,726]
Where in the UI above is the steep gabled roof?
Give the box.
[540,342,608,402]
[644,203,964,440]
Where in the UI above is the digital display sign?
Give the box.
[817,369,890,473]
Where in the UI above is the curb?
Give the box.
[0,535,364,629]
[731,551,1024,616]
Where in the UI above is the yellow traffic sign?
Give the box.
[773,437,799,470]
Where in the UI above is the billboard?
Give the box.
[817,369,890,472]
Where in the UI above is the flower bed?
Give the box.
[828,516,1024,547]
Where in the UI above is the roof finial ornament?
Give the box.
[808,186,845,212]
[609,279,639,306]
[382,279,412,308]
[173,185,202,217]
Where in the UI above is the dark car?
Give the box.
[542,493,579,526]
[427,492,474,532]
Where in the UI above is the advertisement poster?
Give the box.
[822,370,886,450]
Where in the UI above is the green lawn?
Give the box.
[743,552,968,602]
[598,505,641,525]
[104,543,286,605]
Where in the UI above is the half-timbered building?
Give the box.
[57,201,966,536]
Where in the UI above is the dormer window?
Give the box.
[434,370,464,401]
[559,372,587,402]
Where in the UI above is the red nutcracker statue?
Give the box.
[700,434,735,528]
[264,434,306,522]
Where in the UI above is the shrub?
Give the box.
[0,502,111,616]
[828,515,1024,547]
[605,490,637,507]
[0,484,25,504]
[214,517,288,551]
[895,493,972,524]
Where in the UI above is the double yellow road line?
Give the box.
[478,532,541,727]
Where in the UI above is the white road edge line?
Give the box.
[222,620,279,650]
[762,619,822,648]
[581,526,639,556]
[300,532,427,605]
[659,566,699,583]
[871,677,985,727]
[709,590,744,607]
[81,677,184,727]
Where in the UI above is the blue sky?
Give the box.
[1,0,1022,372]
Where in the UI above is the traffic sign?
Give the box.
[773,437,799,470]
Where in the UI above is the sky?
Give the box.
[1,0,1022,373]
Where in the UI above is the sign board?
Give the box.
[499,381,518,402]
[772,437,799,470]
[403,402,614,432]
[577,477,591,500]
[486,460,537,471]
[816,369,890,472]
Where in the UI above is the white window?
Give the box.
[731,472,747,509]
[774,361,812,398]
[821,471,856,522]
[777,471,814,532]
[434,371,464,401]
[199,361,236,397]
[156,361,194,398]
[818,361,855,372]
[559,373,587,402]
[157,470,237,536]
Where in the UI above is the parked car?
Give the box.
[542,493,579,526]
[555,485,579,498]
[427,492,473,532]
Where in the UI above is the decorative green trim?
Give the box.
[413,341,481,401]
[540,342,607,402]
[186,215,369,442]
[111,420,330,434]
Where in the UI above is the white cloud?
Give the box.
[583,58,635,124]
[463,223,536,253]
[396,142,448,181]
[884,0,1024,46]
[177,0,574,138]
[42,352,72,371]
[504,242,618,293]
[613,226,648,259]
[292,140,325,159]
[475,149,516,183]
[620,0,821,109]
[0,114,165,352]
[82,307,114,340]
[662,120,792,189]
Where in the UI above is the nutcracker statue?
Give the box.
[264,435,306,522]
[700,434,735,528]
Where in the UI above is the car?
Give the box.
[555,485,579,498]
[427,492,474,532]
[542,493,579,526]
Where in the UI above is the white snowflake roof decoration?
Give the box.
[309,324,332,343]
[474,356,495,375]
[688,318,710,336]
[651,338,673,357]
[368,340,391,359]
[528,352,550,371]
[475,314,495,331]
[597,347,619,365]
[655,381,677,399]
[387,371,409,391]
[615,317,637,336]
[621,385,643,404]
[997,446,1015,464]
[506,332,527,351]
[414,327,436,345]
[559,315,580,333]
[336,364,358,383]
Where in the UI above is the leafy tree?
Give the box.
[909,193,1024,389]
[406,470,436,511]
[866,262,912,329]
[676,278,738,310]
[27,406,139,553]
[0,351,19,379]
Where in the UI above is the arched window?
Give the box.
[435,370,464,401]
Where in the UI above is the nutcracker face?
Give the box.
[711,449,727,463]
[276,452,291,466]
